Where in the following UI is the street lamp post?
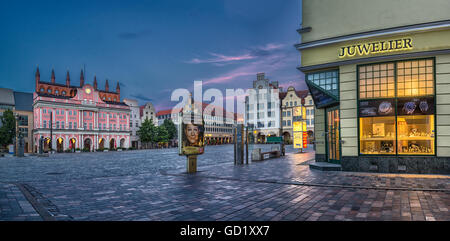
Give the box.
[50,110,53,153]
[15,113,18,156]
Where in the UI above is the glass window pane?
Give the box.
[397,115,435,155]
[359,116,396,155]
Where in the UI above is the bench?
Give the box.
[251,147,281,161]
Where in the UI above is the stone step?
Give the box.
[309,161,342,171]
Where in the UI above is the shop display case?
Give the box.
[397,115,435,155]
[360,116,396,154]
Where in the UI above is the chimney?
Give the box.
[80,69,84,87]
[66,70,70,86]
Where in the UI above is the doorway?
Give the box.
[326,106,341,164]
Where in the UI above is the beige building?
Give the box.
[0,88,34,153]
[280,87,309,143]
[298,0,450,173]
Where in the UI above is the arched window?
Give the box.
[40,88,44,92]
[62,91,66,95]
[47,88,52,93]
[55,89,59,95]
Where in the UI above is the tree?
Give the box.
[156,125,169,144]
[137,117,156,148]
[0,109,16,148]
[162,119,177,140]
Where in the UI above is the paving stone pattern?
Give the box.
[0,145,448,221]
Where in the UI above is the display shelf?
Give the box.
[398,152,434,155]
[397,137,434,141]
[360,137,396,141]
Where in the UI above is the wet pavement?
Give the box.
[0,144,448,221]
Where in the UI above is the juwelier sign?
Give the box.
[338,38,413,58]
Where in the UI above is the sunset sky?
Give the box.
[0,0,305,111]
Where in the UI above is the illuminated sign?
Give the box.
[293,121,302,132]
[293,131,302,149]
[338,38,413,58]
[303,132,308,148]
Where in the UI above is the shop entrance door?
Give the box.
[326,106,341,164]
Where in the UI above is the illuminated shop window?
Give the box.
[397,115,435,155]
[359,63,395,99]
[397,59,434,97]
[358,58,435,155]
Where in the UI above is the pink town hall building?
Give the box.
[33,67,131,152]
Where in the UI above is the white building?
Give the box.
[123,98,141,149]
[140,103,157,126]
[244,73,281,143]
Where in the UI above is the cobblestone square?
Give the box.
[0,145,449,221]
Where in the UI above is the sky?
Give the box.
[0,0,305,112]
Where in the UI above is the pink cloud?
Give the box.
[187,53,255,64]
[202,52,296,86]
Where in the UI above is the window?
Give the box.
[397,59,434,97]
[358,59,435,155]
[43,109,46,114]
[309,100,312,105]
[18,115,28,126]
[282,120,286,126]
[307,70,338,92]
[359,63,395,99]
[89,123,92,130]
[69,122,72,129]
[74,122,77,128]
[61,121,64,129]
[282,111,286,117]
[61,110,64,115]
[287,111,291,117]
[56,110,59,115]
[294,101,297,106]
[56,121,60,129]
[306,119,310,125]
[287,120,291,126]
[43,120,47,128]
